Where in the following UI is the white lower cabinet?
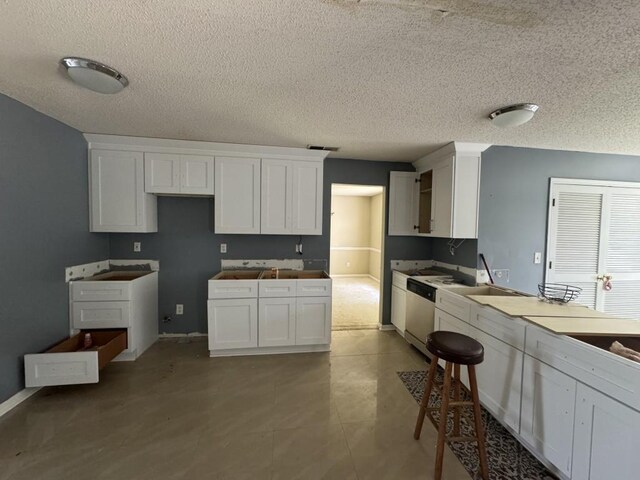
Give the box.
[469,325,522,433]
[521,356,576,478]
[258,297,296,347]
[391,285,407,334]
[572,383,640,480]
[296,296,332,345]
[207,299,258,350]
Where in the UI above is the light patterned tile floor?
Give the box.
[0,331,471,480]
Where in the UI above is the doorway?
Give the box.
[330,184,385,330]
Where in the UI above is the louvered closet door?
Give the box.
[601,188,640,318]
[547,184,608,309]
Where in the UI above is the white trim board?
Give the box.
[330,246,382,253]
[550,177,640,189]
[0,387,41,418]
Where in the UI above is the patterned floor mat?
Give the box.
[398,370,557,480]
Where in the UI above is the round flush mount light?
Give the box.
[489,103,539,128]
[60,57,128,94]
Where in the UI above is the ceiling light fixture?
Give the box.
[60,57,129,94]
[489,103,539,128]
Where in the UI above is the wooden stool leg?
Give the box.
[434,361,453,480]
[414,355,439,439]
[453,363,461,437]
[468,365,490,480]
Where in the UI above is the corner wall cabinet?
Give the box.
[144,153,214,196]
[388,142,489,239]
[89,149,158,233]
[84,134,328,234]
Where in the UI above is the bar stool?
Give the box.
[414,331,489,480]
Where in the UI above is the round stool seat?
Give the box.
[427,331,484,365]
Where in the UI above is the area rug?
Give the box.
[398,370,557,480]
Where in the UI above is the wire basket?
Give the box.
[538,283,582,303]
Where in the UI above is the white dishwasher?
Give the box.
[405,278,437,357]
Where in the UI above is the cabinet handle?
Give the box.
[413,225,419,230]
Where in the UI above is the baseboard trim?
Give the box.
[367,275,380,283]
[0,387,41,418]
[159,332,208,338]
[330,274,370,278]
[378,324,396,331]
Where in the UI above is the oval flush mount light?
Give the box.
[489,103,539,128]
[60,57,128,94]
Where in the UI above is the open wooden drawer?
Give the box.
[24,330,127,387]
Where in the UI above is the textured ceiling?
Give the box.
[2,1,640,161]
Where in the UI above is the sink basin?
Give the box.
[446,285,524,297]
[211,270,262,280]
[259,270,329,280]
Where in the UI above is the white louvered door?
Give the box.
[547,180,640,318]
[547,184,607,309]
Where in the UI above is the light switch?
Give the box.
[220,243,227,253]
[534,252,542,264]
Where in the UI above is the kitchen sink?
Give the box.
[259,270,330,280]
[446,285,524,297]
[211,270,262,280]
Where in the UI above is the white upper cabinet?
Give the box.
[388,172,419,235]
[261,159,323,235]
[261,159,293,234]
[292,161,323,235]
[388,142,488,239]
[89,149,157,233]
[144,153,214,196]
[215,156,261,234]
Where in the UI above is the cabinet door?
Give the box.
[521,356,576,478]
[572,383,640,480]
[214,156,261,234]
[388,172,419,235]
[391,286,407,334]
[90,149,157,232]
[430,158,454,237]
[207,299,258,350]
[291,161,323,235]
[181,155,214,195]
[144,153,181,194]
[258,297,296,347]
[296,296,331,345]
[469,325,522,432]
[261,159,293,234]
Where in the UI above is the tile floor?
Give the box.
[332,277,381,330]
[0,330,471,480]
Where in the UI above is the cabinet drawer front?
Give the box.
[392,271,408,289]
[435,290,470,321]
[24,330,126,387]
[258,280,297,298]
[470,304,526,350]
[526,325,640,411]
[435,308,469,335]
[208,280,258,299]
[296,279,331,297]
[72,302,131,329]
[71,282,131,302]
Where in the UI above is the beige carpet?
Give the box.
[332,276,380,330]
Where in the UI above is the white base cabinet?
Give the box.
[258,297,296,347]
[208,298,258,350]
[521,356,576,478]
[391,285,407,335]
[572,383,640,480]
[296,296,332,345]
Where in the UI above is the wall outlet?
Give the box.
[176,304,184,315]
[220,243,227,253]
[133,242,141,252]
[492,269,510,282]
[534,252,542,264]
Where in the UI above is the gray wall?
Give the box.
[0,94,109,402]
[109,158,433,333]
[478,146,640,293]
[431,238,478,269]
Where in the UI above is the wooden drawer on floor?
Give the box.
[25,330,127,387]
[72,301,131,329]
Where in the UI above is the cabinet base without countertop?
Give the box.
[209,344,330,357]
